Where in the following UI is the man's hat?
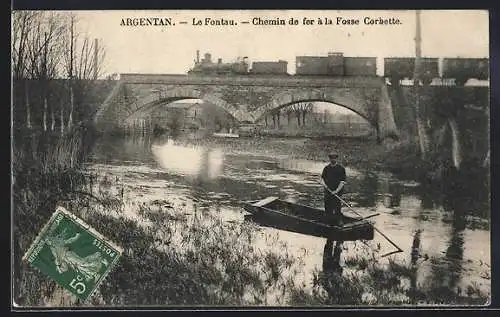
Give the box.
[328,152,339,159]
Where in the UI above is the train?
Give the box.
[442,58,489,84]
[384,57,440,84]
[383,57,489,84]
[187,51,489,82]
[188,52,250,75]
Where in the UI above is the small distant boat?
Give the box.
[212,132,240,138]
[242,197,375,241]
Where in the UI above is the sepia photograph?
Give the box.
[11,9,490,308]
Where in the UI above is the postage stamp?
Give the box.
[22,206,123,301]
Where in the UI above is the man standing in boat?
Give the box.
[320,152,347,226]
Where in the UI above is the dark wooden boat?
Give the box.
[242,197,375,241]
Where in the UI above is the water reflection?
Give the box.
[322,239,343,275]
[411,229,422,265]
[423,187,470,300]
[380,178,403,209]
[443,193,467,291]
[446,228,465,290]
[151,139,224,181]
[320,239,345,299]
[419,182,439,210]
[278,159,326,175]
[388,182,403,208]
[409,230,421,299]
[357,171,378,207]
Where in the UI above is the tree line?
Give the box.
[12,11,107,134]
[264,102,314,128]
[263,102,368,128]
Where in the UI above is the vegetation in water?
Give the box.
[12,125,490,307]
[16,168,490,306]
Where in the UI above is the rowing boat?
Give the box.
[242,196,375,241]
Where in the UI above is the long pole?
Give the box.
[414,10,429,160]
[319,181,404,257]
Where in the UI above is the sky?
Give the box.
[70,10,489,77]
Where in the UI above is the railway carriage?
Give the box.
[344,57,377,76]
[186,51,489,85]
[442,58,489,85]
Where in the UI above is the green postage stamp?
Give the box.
[22,206,123,301]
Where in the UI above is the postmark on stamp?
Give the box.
[22,206,123,301]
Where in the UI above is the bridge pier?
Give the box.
[377,83,399,141]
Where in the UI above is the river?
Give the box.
[85,133,491,304]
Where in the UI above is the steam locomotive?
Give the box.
[188,51,250,75]
[188,51,489,83]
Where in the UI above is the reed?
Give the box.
[12,126,99,306]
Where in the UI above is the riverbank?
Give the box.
[164,134,427,180]
[12,126,99,306]
[171,134,486,193]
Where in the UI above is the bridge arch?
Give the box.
[96,83,252,125]
[124,97,241,125]
[123,87,246,123]
[254,99,376,128]
[253,89,379,128]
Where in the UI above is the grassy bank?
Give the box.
[40,189,490,306]
[12,126,99,306]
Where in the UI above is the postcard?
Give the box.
[11,9,490,308]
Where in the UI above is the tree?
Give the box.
[106,73,119,81]
[288,103,301,126]
[62,14,106,130]
[288,102,313,126]
[12,11,107,132]
[27,13,66,131]
[12,11,65,129]
[285,106,293,125]
[303,103,313,125]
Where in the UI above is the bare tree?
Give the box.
[59,98,65,133]
[66,15,75,129]
[43,13,107,132]
[12,11,38,79]
[12,11,71,131]
[24,84,31,128]
[13,11,64,129]
[303,102,313,125]
[288,102,312,126]
[285,106,293,125]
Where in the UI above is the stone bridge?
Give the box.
[94,73,399,139]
